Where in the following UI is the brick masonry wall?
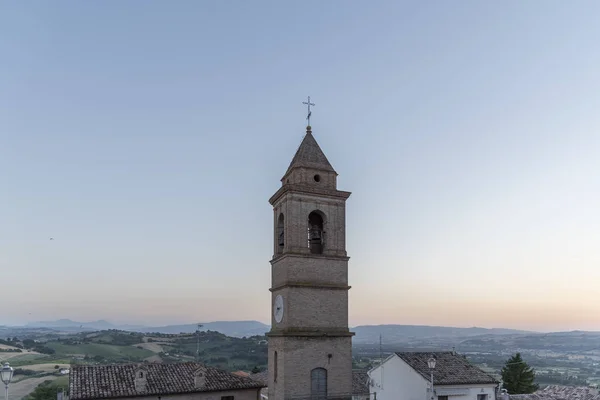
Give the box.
[272,193,347,258]
[268,337,285,400]
[272,286,348,330]
[269,336,353,399]
[272,255,348,288]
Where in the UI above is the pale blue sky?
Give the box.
[2,1,599,331]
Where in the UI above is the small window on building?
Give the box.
[277,213,284,252]
[221,396,234,400]
[477,395,488,400]
[274,351,278,382]
[437,396,449,400]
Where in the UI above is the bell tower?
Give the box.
[267,124,353,400]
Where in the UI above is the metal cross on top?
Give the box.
[303,96,315,126]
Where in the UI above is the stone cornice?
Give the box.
[269,183,351,206]
[271,252,350,265]
[266,328,355,338]
[270,282,351,292]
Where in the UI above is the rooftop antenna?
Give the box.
[196,323,203,362]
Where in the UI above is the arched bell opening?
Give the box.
[308,211,325,254]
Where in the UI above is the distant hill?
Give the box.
[352,324,534,344]
[25,319,270,338]
[141,321,270,337]
[26,319,145,332]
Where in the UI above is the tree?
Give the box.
[24,380,65,400]
[501,353,539,394]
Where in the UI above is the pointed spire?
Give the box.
[284,126,336,177]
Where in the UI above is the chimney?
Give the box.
[134,368,148,393]
[194,368,207,389]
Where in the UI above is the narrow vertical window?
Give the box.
[274,351,278,382]
[311,367,327,399]
[308,211,324,254]
[277,213,285,253]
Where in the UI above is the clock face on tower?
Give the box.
[274,294,284,323]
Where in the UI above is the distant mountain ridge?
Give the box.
[23,319,541,340]
[351,324,533,344]
[25,319,270,337]
[26,319,145,331]
[139,321,269,337]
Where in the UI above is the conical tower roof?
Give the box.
[284,126,336,177]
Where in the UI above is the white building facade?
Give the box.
[368,352,498,400]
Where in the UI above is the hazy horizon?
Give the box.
[5,316,598,334]
[3,315,599,334]
[3,2,600,333]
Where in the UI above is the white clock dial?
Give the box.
[274,294,284,323]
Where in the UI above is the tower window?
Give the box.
[313,174,321,182]
[308,211,324,254]
[277,213,285,252]
[274,351,278,382]
[311,367,327,399]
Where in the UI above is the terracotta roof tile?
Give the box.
[284,130,336,177]
[249,370,268,386]
[69,362,265,400]
[509,385,600,400]
[352,370,369,395]
[396,351,498,385]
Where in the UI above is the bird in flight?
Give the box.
[49,238,54,240]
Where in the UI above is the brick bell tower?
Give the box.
[267,123,353,400]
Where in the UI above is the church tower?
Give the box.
[267,124,353,400]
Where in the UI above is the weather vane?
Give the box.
[302,96,315,126]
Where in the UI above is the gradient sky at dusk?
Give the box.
[2,1,600,332]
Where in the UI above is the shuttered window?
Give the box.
[311,368,327,399]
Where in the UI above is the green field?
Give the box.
[49,375,69,390]
[46,342,154,360]
[5,353,64,367]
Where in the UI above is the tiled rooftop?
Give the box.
[352,370,369,395]
[249,370,268,386]
[284,129,336,176]
[396,351,498,385]
[70,362,265,400]
[509,385,600,400]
